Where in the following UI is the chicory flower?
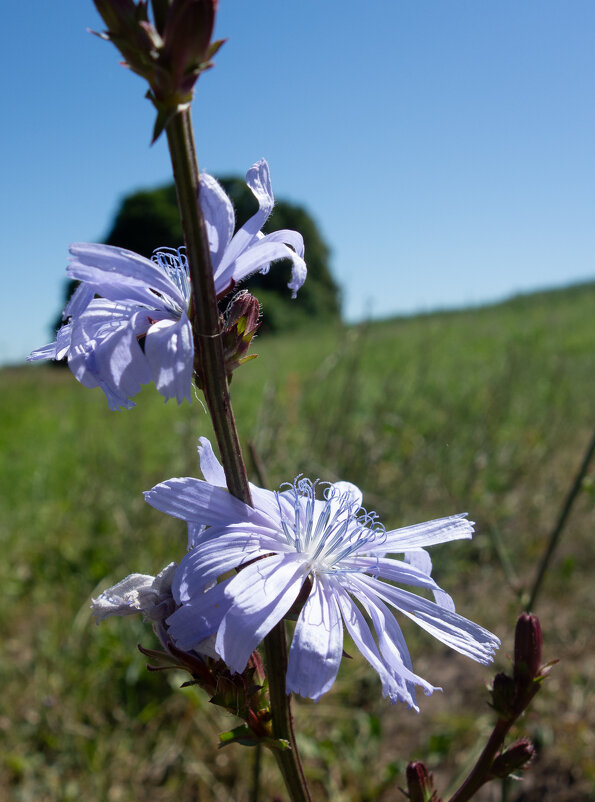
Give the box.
[29,159,306,409]
[144,438,500,708]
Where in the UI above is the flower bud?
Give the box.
[92,0,162,80]
[405,761,441,802]
[92,0,224,141]
[490,671,516,718]
[514,613,542,685]
[222,291,261,376]
[161,0,220,95]
[491,738,535,778]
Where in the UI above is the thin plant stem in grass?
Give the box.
[526,425,595,611]
[250,742,263,802]
[164,107,312,802]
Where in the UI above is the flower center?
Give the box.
[277,478,386,573]
[151,247,191,315]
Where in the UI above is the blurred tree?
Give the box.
[54,177,341,338]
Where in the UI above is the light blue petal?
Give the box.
[215,238,307,299]
[64,283,95,318]
[144,313,194,404]
[198,437,227,486]
[144,477,276,529]
[432,588,456,611]
[54,323,75,360]
[356,574,500,664]
[67,340,135,410]
[219,159,274,268]
[67,263,169,310]
[347,576,439,704]
[333,584,404,704]
[330,481,363,509]
[286,576,343,701]
[342,555,440,591]
[187,522,207,550]
[199,172,235,270]
[263,228,305,258]
[28,322,74,362]
[216,553,308,673]
[167,577,233,649]
[68,243,186,310]
[196,440,281,523]
[72,298,147,340]
[174,529,291,600]
[91,317,152,401]
[247,486,284,528]
[404,548,432,576]
[28,340,59,361]
[68,302,152,403]
[370,513,474,554]
[66,313,143,410]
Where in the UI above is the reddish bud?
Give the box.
[92,0,223,141]
[490,672,516,718]
[491,738,535,778]
[161,0,219,94]
[514,613,542,685]
[406,761,441,802]
[93,0,143,33]
[222,291,261,376]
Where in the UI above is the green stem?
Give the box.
[164,106,311,802]
[526,425,595,611]
[263,622,312,802]
[250,742,262,802]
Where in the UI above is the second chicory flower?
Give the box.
[29,159,306,409]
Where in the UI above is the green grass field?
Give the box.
[1,282,594,801]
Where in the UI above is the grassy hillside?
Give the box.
[1,282,594,801]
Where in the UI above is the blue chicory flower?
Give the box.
[144,438,500,708]
[28,159,307,409]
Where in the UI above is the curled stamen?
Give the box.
[152,247,191,307]
[274,476,387,572]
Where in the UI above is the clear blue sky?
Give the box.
[2,1,594,365]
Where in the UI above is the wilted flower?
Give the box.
[144,438,500,708]
[29,160,306,409]
[91,562,178,622]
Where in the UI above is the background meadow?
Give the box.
[1,280,594,801]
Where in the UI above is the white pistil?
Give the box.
[151,247,191,315]
[277,478,386,575]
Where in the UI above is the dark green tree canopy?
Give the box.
[104,177,341,331]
